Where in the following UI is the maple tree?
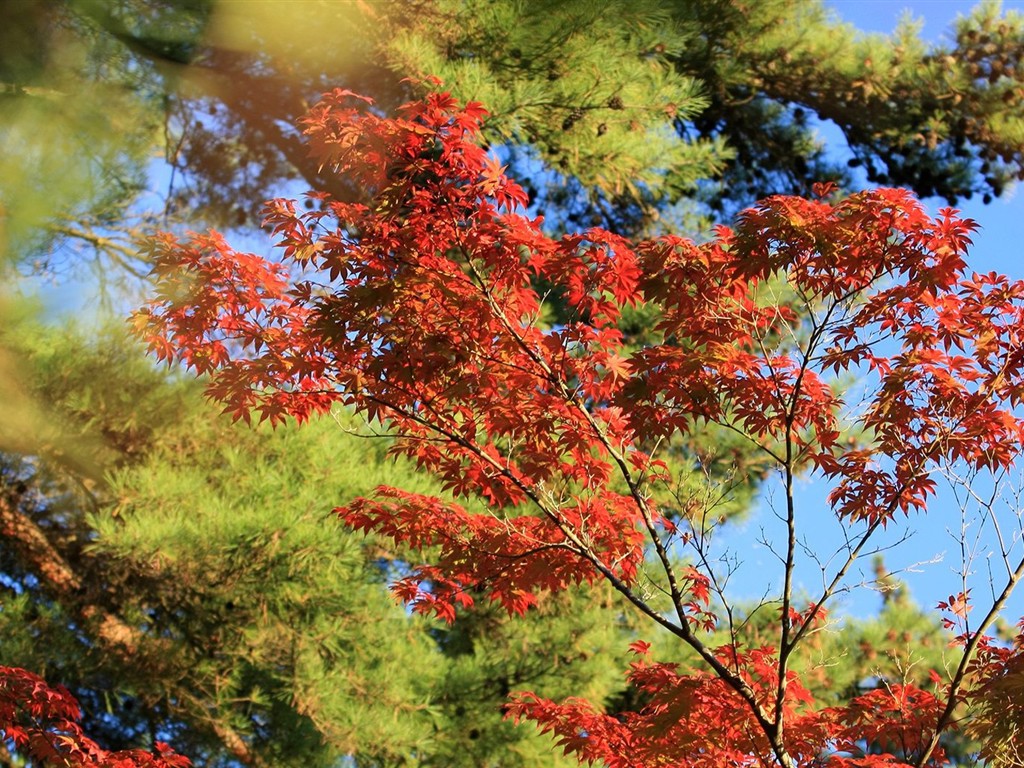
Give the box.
[133,86,1024,767]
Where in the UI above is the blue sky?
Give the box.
[832,0,1015,40]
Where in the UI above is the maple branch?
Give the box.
[772,295,843,741]
[773,431,798,741]
[449,216,815,768]
[792,395,998,652]
[451,236,699,634]
[939,462,1011,576]
[916,551,1024,768]
[634,503,691,630]
[364,391,784,743]
[686,503,748,665]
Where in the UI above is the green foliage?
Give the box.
[380,0,1024,225]
[670,0,1024,210]
[0,314,635,765]
[99,412,443,764]
[7,0,1022,271]
[419,585,636,767]
[387,0,728,201]
[0,0,164,267]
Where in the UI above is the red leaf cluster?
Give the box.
[506,642,948,767]
[0,666,189,767]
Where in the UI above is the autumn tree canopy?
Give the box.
[135,86,1024,766]
[4,1,1024,764]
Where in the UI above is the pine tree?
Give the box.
[4,0,1021,263]
[0,308,638,765]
